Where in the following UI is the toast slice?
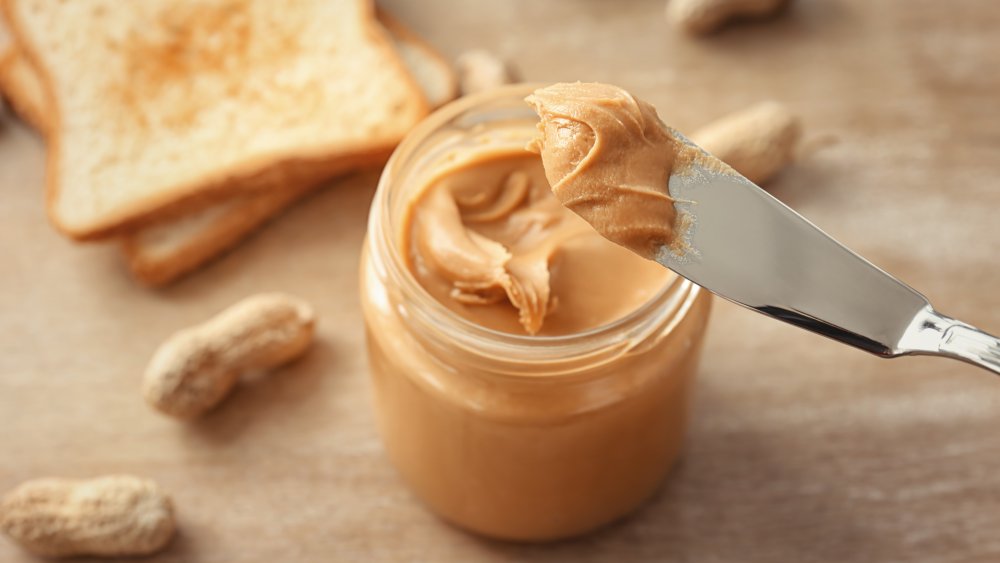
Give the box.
[0,12,456,285]
[120,17,455,286]
[121,23,456,285]
[120,150,389,286]
[1,13,456,134]
[3,0,429,240]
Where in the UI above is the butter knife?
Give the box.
[659,133,1000,375]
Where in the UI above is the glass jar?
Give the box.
[360,85,713,542]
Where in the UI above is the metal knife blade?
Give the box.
[657,132,1000,375]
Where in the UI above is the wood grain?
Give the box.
[1,0,999,560]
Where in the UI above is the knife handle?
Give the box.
[905,309,1000,375]
[938,321,1000,375]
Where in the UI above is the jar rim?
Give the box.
[367,84,703,364]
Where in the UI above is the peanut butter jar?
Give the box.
[360,85,712,542]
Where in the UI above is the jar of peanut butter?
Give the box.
[360,85,712,542]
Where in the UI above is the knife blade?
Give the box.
[658,132,1000,374]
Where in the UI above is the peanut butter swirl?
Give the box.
[405,150,672,336]
[410,154,596,334]
[526,83,683,259]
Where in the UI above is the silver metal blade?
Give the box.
[659,138,929,357]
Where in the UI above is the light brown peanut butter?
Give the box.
[361,88,714,541]
[404,146,673,335]
[525,82,695,260]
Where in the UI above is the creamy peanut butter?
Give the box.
[404,145,672,335]
[361,87,713,542]
[526,82,695,260]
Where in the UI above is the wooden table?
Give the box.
[2,0,999,560]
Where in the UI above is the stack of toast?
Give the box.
[0,0,456,285]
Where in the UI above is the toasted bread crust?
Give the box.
[3,0,430,241]
[0,47,50,131]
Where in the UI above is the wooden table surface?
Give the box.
[2,0,999,561]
